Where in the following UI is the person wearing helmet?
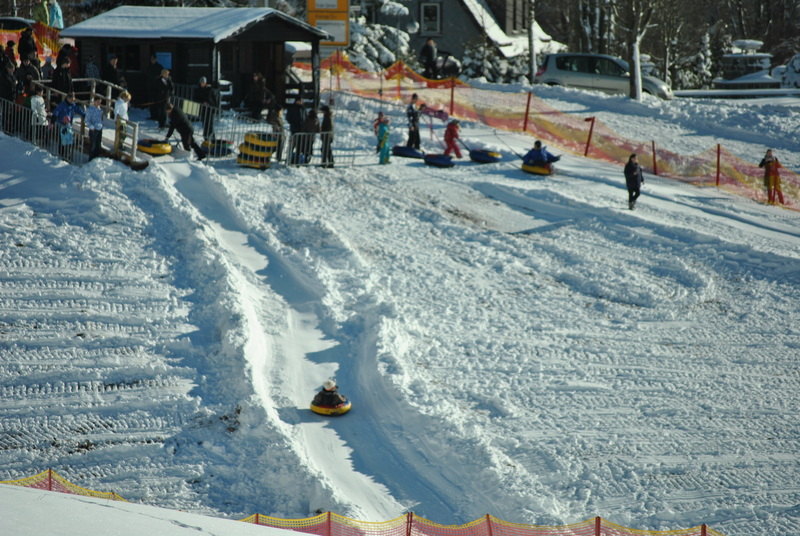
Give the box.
[313,379,347,407]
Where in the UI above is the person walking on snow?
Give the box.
[444,119,462,158]
[759,149,784,205]
[624,153,644,210]
[377,116,391,164]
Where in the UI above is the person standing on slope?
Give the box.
[406,93,421,151]
[759,149,784,205]
[624,153,644,210]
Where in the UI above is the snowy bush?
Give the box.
[461,41,530,84]
[346,16,414,72]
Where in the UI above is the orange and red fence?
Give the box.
[311,52,798,210]
[3,470,726,536]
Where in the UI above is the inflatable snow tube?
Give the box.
[469,149,502,164]
[238,143,273,160]
[237,154,271,170]
[392,145,425,159]
[521,162,553,176]
[137,138,172,156]
[201,139,233,157]
[424,154,455,168]
[310,400,352,416]
[244,132,279,149]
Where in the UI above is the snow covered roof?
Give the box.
[459,0,563,58]
[60,6,329,43]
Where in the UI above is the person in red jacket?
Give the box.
[444,119,461,158]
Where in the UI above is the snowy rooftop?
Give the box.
[60,6,328,43]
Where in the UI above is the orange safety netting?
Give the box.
[3,470,725,535]
[240,512,727,536]
[1,469,126,501]
[312,53,798,211]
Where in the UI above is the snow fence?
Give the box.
[3,470,726,536]
[310,53,799,211]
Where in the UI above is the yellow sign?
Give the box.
[308,11,349,47]
[308,0,348,10]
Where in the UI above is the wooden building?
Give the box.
[60,6,330,108]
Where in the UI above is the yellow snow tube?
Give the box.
[238,143,273,160]
[137,138,172,156]
[310,400,352,416]
[244,132,279,149]
[237,154,271,169]
[521,162,553,175]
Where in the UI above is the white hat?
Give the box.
[323,379,336,391]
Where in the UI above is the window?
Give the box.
[420,3,441,35]
[594,58,626,76]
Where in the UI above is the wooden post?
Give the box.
[651,140,658,176]
[594,516,602,536]
[523,92,533,132]
[716,144,721,187]
[485,514,493,536]
[701,524,707,536]
[406,512,414,536]
[584,117,596,157]
[450,77,455,116]
[48,468,52,491]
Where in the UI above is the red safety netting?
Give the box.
[309,53,798,211]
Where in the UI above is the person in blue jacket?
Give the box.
[523,140,560,167]
[51,92,84,125]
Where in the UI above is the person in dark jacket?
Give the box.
[101,55,125,98]
[298,108,320,164]
[164,102,205,161]
[17,28,37,66]
[624,153,644,210]
[0,62,17,101]
[312,380,347,407]
[244,72,271,120]
[153,68,174,129]
[193,76,218,141]
[406,93,421,150]
[144,53,164,120]
[16,56,40,94]
[319,104,334,168]
[419,38,438,78]
[51,57,73,98]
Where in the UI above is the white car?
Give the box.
[535,53,673,100]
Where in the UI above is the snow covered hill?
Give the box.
[1,87,799,536]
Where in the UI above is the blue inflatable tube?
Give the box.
[392,145,425,159]
[469,149,502,163]
[424,154,455,168]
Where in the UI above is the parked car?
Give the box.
[535,53,673,100]
[0,17,34,31]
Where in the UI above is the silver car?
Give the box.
[535,53,673,100]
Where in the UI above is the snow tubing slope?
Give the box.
[137,139,172,156]
[310,400,352,416]
[469,149,502,163]
[521,162,554,175]
[392,145,425,159]
[424,154,455,168]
